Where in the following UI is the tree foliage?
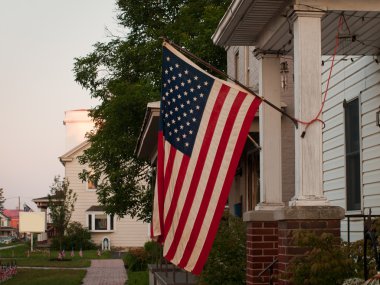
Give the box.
[48,176,77,250]
[73,0,231,221]
[0,188,5,212]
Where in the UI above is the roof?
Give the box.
[32,196,49,202]
[135,101,160,163]
[86,205,105,212]
[59,140,90,165]
[212,0,380,55]
[0,212,10,220]
[3,209,21,219]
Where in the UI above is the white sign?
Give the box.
[19,212,46,233]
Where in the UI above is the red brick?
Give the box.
[250,222,264,228]
[263,221,278,228]
[249,235,263,242]
[263,249,278,256]
[253,228,275,235]
[327,219,341,228]
[252,256,275,263]
[264,235,278,242]
[252,249,263,255]
[253,242,275,249]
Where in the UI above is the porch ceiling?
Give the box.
[212,0,380,56]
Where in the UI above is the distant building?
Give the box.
[0,212,15,237]
[34,109,150,248]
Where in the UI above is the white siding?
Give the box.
[64,145,149,248]
[322,56,380,241]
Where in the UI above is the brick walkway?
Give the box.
[82,259,127,285]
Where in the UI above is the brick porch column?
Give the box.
[245,211,279,285]
[275,206,345,285]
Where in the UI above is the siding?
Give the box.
[322,55,380,241]
[64,145,149,248]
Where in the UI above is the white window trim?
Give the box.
[343,96,363,213]
[86,212,115,233]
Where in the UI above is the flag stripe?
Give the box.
[177,90,248,268]
[163,145,177,198]
[185,93,255,271]
[162,80,224,256]
[164,84,231,260]
[192,98,261,274]
[153,131,165,236]
[171,86,241,265]
[163,154,190,238]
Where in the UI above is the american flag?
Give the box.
[152,42,261,274]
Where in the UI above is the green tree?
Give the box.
[48,176,77,250]
[0,188,5,212]
[73,0,231,221]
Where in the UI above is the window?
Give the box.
[344,98,361,211]
[87,213,114,232]
[87,179,97,191]
[246,132,260,211]
[234,50,239,81]
[95,214,107,230]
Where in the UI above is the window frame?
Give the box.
[86,212,115,233]
[344,97,362,212]
[245,146,260,212]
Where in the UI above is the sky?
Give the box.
[0,0,120,210]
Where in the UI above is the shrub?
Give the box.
[288,231,357,285]
[124,248,148,271]
[51,222,96,250]
[124,241,162,272]
[199,212,246,285]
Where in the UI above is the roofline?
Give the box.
[134,101,160,157]
[59,140,90,165]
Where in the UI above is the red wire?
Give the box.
[296,15,344,133]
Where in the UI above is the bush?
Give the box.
[124,248,148,271]
[199,212,246,285]
[51,222,96,250]
[288,231,357,285]
[124,241,162,272]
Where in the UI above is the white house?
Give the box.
[322,55,380,241]
[59,140,149,248]
[35,109,149,249]
[212,1,380,283]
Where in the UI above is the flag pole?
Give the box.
[161,37,299,128]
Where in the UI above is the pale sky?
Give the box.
[0,0,120,209]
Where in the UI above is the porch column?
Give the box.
[256,55,284,209]
[289,11,328,206]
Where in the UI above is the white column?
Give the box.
[256,55,284,210]
[289,11,329,206]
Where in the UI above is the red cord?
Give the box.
[297,15,344,136]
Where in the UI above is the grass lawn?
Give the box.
[0,244,112,268]
[127,271,149,285]
[2,268,86,285]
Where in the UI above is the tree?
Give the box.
[48,176,77,250]
[0,188,5,212]
[73,0,231,221]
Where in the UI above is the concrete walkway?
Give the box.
[82,259,127,285]
[0,244,23,250]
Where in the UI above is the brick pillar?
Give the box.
[275,206,345,285]
[245,212,279,285]
[245,207,344,285]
